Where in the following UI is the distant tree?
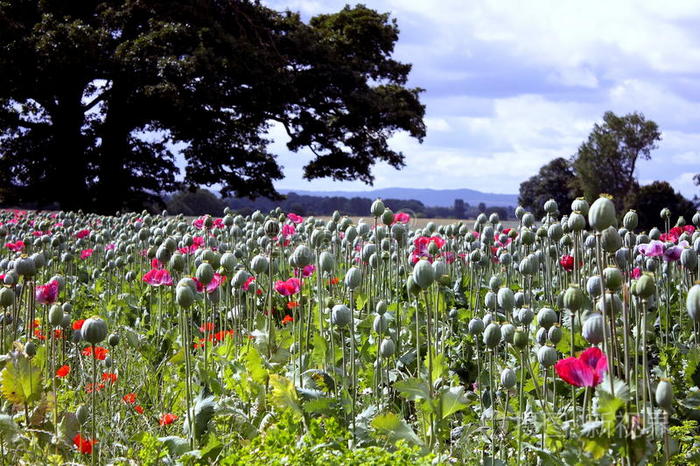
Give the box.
[694,173,700,208]
[519,157,577,217]
[0,2,425,212]
[478,202,486,213]
[572,111,661,210]
[485,206,508,221]
[167,189,227,216]
[624,181,695,231]
[453,199,465,219]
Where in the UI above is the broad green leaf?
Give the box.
[243,346,268,385]
[0,414,20,443]
[597,395,625,435]
[440,386,468,419]
[395,378,430,401]
[0,355,42,405]
[596,374,630,402]
[584,436,610,460]
[159,436,191,457]
[269,374,301,416]
[371,412,423,446]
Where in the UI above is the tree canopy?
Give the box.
[518,157,576,217]
[625,181,696,231]
[0,1,425,212]
[572,111,661,210]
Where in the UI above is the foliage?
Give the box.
[0,1,425,212]
[518,157,577,217]
[572,111,661,210]
[624,181,696,230]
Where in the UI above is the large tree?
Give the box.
[0,1,425,212]
[572,111,661,210]
[624,181,696,231]
[519,157,577,217]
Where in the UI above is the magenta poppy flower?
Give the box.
[631,267,642,279]
[242,276,256,291]
[80,249,94,260]
[287,213,303,224]
[554,347,608,387]
[142,269,173,286]
[281,224,295,238]
[5,240,25,252]
[638,240,664,257]
[75,229,90,239]
[36,280,60,305]
[663,241,688,262]
[274,278,301,296]
[393,212,411,224]
[301,265,315,278]
[205,273,226,293]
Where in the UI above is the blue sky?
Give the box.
[261,0,700,198]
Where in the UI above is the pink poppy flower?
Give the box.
[80,249,94,260]
[287,213,303,224]
[281,224,295,237]
[301,265,315,278]
[142,269,173,286]
[393,212,411,224]
[638,240,664,257]
[555,347,608,387]
[274,278,301,296]
[631,267,642,279]
[5,240,25,252]
[242,276,256,291]
[75,229,90,239]
[36,280,60,305]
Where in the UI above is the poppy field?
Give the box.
[0,197,700,465]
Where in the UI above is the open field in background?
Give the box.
[317,216,521,229]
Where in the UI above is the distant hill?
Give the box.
[279,187,518,208]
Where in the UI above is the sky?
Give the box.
[261,0,700,198]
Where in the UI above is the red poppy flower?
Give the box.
[73,319,85,330]
[56,365,70,378]
[85,382,105,393]
[286,301,299,310]
[102,372,118,383]
[73,433,98,454]
[199,322,215,333]
[53,329,63,339]
[329,277,339,286]
[33,329,46,340]
[555,347,608,387]
[159,413,178,426]
[134,405,144,414]
[282,315,294,325]
[82,346,109,360]
[123,393,137,404]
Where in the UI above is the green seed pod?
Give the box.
[406,275,422,297]
[370,199,385,217]
[537,346,558,367]
[220,252,238,274]
[547,223,563,242]
[433,260,449,284]
[568,212,586,232]
[381,208,394,226]
[373,314,389,333]
[81,316,107,344]
[571,198,590,216]
[468,318,484,336]
[522,213,535,228]
[108,333,120,347]
[589,197,616,232]
[319,251,335,273]
[518,307,534,325]
[413,259,435,289]
[76,405,89,425]
[660,208,671,220]
[603,267,623,290]
[176,285,195,308]
[196,262,214,286]
[344,267,362,290]
[14,257,36,277]
[544,199,558,214]
[600,226,622,253]
[512,330,529,350]
[520,228,536,246]
[681,249,698,270]
[655,380,673,411]
[25,341,37,357]
[376,300,387,315]
[232,269,251,288]
[687,284,700,322]
[548,325,563,345]
[623,210,638,230]
[264,220,280,238]
[379,337,395,357]
[49,304,63,327]
[497,288,515,313]
[331,304,352,327]
[169,252,185,273]
[501,368,516,389]
[582,312,604,344]
[537,308,557,329]
[563,285,584,311]
[597,293,622,315]
[291,245,314,268]
[501,323,515,343]
[0,287,15,308]
[483,323,501,348]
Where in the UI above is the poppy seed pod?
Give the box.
[331,304,352,327]
[381,209,394,226]
[176,285,195,308]
[547,223,563,242]
[544,199,558,214]
[264,220,280,238]
[634,274,656,299]
[49,304,63,327]
[379,337,396,357]
[681,249,698,270]
[568,212,586,232]
[655,380,673,411]
[603,267,623,290]
[291,245,314,268]
[623,210,638,230]
[108,333,120,347]
[196,262,214,286]
[169,253,185,273]
[513,330,528,350]
[572,198,590,216]
[563,285,584,311]
[344,267,362,290]
[76,405,89,425]
[589,197,616,232]
[586,276,603,298]
[483,323,501,348]
[406,276,422,296]
[497,288,515,313]
[536,327,547,346]
[537,308,557,329]
[468,318,485,336]
[522,213,535,228]
[485,291,497,310]
[582,312,604,344]
[319,251,335,273]
[687,284,700,322]
[501,368,516,389]
[520,229,536,246]
[413,259,435,289]
[518,307,534,326]
[81,316,107,344]
[0,288,15,308]
[373,314,389,333]
[600,226,622,253]
[660,208,671,220]
[597,292,622,315]
[14,257,36,277]
[501,323,515,343]
[370,199,385,217]
[548,325,563,345]
[232,270,251,289]
[537,346,558,368]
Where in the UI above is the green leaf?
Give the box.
[395,378,430,401]
[584,436,610,460]
[596,374,630,402]
[597,395,625,435]
[371,412,423,446]
[0,414,20,443]
[269,374,302,416]
[440,386,468,419]
[184,390,217,442]
[0,354,42,405]
[159,436,190,457]
[243,346,268,385]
